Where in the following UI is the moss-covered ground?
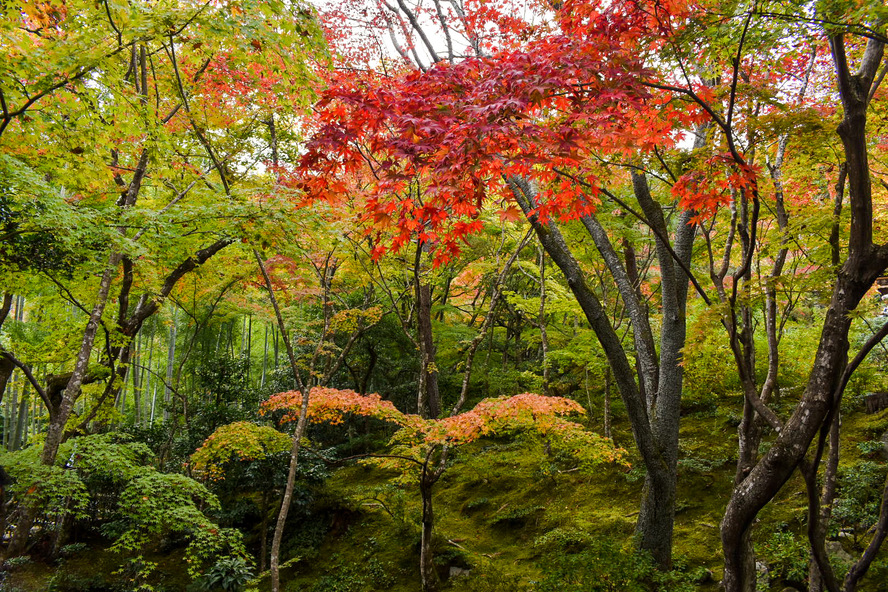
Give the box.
[3,403,887,591]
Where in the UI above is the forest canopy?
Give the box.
[1,1,888,591]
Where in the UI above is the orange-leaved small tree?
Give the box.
[190,422,293,572]
[262,388,626,592]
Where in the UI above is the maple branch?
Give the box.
[869,58,888,104]
[834,320,888,411]
[161,55,212,124]
[162,0,214,40]
[552,167,711,305]
[726,9,754,133]
[335,452,425,467]
[253,249,308,393]
[381,2,428,70]
[0,86,8,125]
[753,11,888,44]
[103,0,123,47]
[132,177,205,242]
[0,351,51,412]
[652,146,678,183]
[730,187,760,304]
[0,65,96,138]
[43,271,94,318]
[845,471,888,590]
[126,238,234,332]
[432,0,455,62]
[394,0,442,64]
[0,292,11,330]
[578,206,659,403]
[446,0,482,56]
[830,34,853,111]
[639,80,746,166]
[166,35,190,114]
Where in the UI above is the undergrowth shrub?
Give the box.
[294,554,395,592]
[534,537,696,592]
[755,529,808,588]
[447,563,530,592]
[190,556,254,592]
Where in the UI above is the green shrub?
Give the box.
[755,530,808,586]
[832,461,888,539]
[448,564,530,592]
[192,556,254,592]
[535,537,695,592]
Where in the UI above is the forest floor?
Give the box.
[2,401,887,591]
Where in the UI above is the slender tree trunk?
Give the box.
[416,281,440,419]
[254,250,311,592]
[8,254,122,556]
[259,488,271,572]
[163,307,178,423]
[721,33,887,592]
[0,358,12,408]
[132,332,142,425]
[604,366,612,439]
[12,388,26,451]
[419,467,438,592]
[4,374,16,448]
[261,323,269,387]
[809,412,841,592]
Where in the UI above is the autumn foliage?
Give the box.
[290,0,714,264]
[190,421,292,481]
[262,388,626,466]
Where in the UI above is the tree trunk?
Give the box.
[604,366,612,439]
[8,254,121,556]
[509,176,682,567]
[132,332,142,425]
[12,389,26,451]
[259,488,271,572]
[721,33,887,592]
[419,467,438,592]
[416,282,440,419]
[163,307,178,423]
[255,250,310,592]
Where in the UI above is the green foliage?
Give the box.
[59,543,89,557]
[190,421,291,480]
[296,554,396,592]
[0,445,90,521]
[533,527,593,552]
[447,564,530,592]
[856,439,887,459]
[832,461,888,538]
[534,537,695,592]
[3,555,32,569]
[755,530,808,586]
[112,470,248,579]
[192,556,254,592]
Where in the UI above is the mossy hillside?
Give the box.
[273,403,888,591]
[1,545,193,592]
[274,414,740,592]
[3,403,885,591]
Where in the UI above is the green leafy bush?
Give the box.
[535,537,695,592]
[832,461,888,539]
[192,556,254,592]
[755,530,808,586]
